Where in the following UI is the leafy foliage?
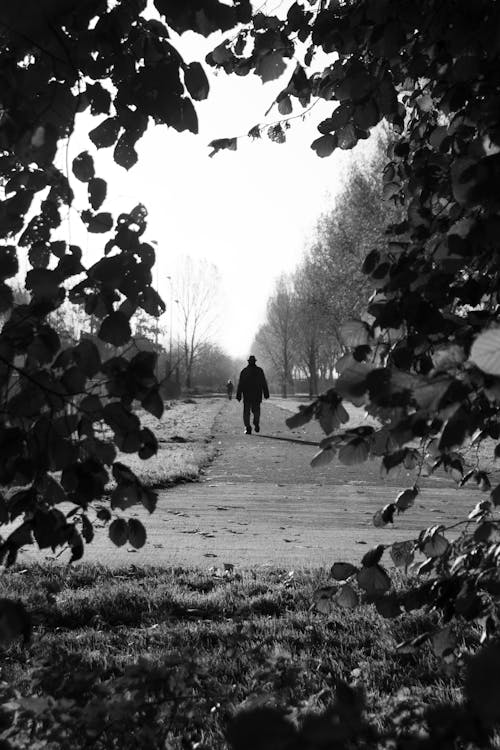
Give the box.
[212,0,500,655]
[0,0,249,562]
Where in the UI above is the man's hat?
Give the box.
[248,355,257,363]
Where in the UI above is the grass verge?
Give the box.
[115,397,223,488]
[0,563,464,750]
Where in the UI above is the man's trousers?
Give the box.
[243,399,260,429]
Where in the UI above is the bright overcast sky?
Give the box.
[66,13,365,359]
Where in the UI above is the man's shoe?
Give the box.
[244,428,252,435]
[254,424,260,433]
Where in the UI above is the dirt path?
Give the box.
[19,398,481,569]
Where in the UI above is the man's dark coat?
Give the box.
[236,363,269,403]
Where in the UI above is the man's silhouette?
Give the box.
[236,355,269,434]
[226,380,234,400]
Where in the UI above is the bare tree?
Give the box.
[292,259,330,396]
[253,275,297,398]
[174,256,220,389]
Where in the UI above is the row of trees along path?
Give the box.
[14,399,483,569]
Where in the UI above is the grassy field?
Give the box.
[0,564,466,750]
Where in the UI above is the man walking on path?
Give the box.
[226,380,234,400]
[236,355,270,434]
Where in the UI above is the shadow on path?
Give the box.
[255,434,320,448]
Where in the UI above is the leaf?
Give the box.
[184,62,210,100]
[491,484,500,507]
[381,503,396,524]
[103,402,140,437]
[286,404,314,429]
[0,600,31,644]
[88,178,107,211]
[2,523,33,566]
[468,500,492,521]
[338,438,369,465]
[439,409,469,451]
[422,533,449,558]
[375,594,402,618]
[339,320,371,347]
[141,389,164,419]
[96,506,112,522]
[68,527,84,563]
[278,95,292,115]
[113,133,138,170]
[211,40,232,64]
[140,487,157,514]
[112,462,139,486]
[267,124,286,144]
[331,562,358,581]
[116,430,142,454]
[312,585,337,613]
[415,557,435,576]
[109,518,128,547]
[81,514,94,544]
[353,98,379,130]
[25,268,60,299]
[362,248,380,275]
[395,487,418,512]
[74,339,101,377]
[361,545,385,567]
[470,328,500,375]
[337,124,358,150]
[98,312,132,346]
[335,361,372,405]
[82,211,113,233]
[0,246,18,280]
[255,51,287,82]
[356,565,391,596]
[140,287,165,316]
[72,151,94,182]
[310,446,335,468]
[208,137,237,158]
[89,117,121,148]
[317,399,349,434]
[128,518,146,549]
[0,493,9,524]
[311,134,337,157]
[372,509,386,528]
[336,583,359,609]
[61,365,86,395]
[111,484,141,510]
[29,242,50,269]
[390,541,415,568]
[33,508,66,549]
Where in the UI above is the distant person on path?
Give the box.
[236,355,269,434]
[226,379,234,400]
